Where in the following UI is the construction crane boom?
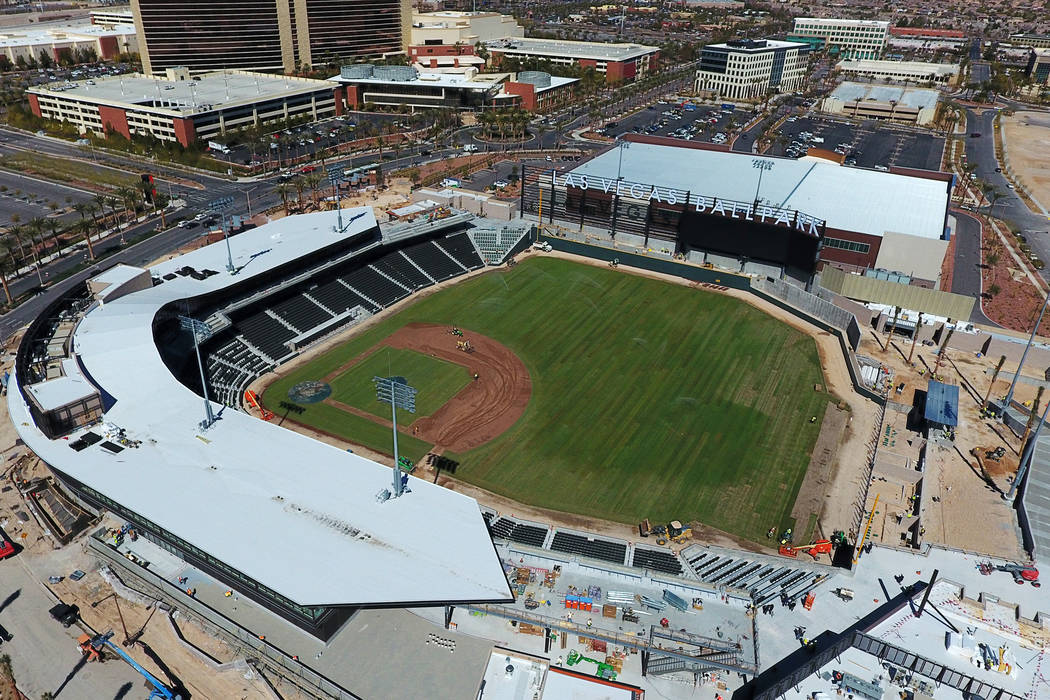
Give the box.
[79,631,180,700]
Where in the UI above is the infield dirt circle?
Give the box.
[335,322,531,452]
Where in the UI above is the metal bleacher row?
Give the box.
[482,510,691,578]
[202,232,486,407]
[682,545,828,606]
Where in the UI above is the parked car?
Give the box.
[493,180,509,188]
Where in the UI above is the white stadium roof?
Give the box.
[9,209,512,608]
[568,141,950,240]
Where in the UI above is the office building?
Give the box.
[835,59,959,85]
[1011,34,1050,49]
[695,39,809,101]
[788,18,888,60]
[1028,48,1050,86]
[410,10,522,46]
[131,0,410,75]
[28,68,340,146]
[485,37,659,83]
[332,64,576,112]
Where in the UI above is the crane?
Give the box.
[77,631,182,700]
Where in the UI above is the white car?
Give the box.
[193,213,207,221]
[493,180,510,188]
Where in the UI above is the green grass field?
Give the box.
[330,347,471,420]
[265,257,832,542]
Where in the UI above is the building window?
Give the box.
[823,237,870,254]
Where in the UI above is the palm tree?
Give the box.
[0,240,16,305]
[44,218,62,256]
[292,177,306,211]
[27,217,47,258]
[274,182,292,215]
[72,202,96,259]
[303,171,324,207]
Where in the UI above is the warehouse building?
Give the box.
[0,23,137,64]
[695,38,810,101]
[486,37,659,83]
[820,82,940,126]
[131,0,410,75]
[1010,34,1050,49]
[835,58,959,85]
[89,8,136,26]
[788,18,889,60]
[28,68,340,146]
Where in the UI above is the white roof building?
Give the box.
[8,208,512,626]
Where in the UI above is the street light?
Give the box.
[178,316,216,431]
[245,186,259,218]
[373,376,417,499]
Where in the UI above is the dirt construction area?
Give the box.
[322,322,531,452]
[1002,111,1050,210]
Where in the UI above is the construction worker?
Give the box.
[225,590,233,597]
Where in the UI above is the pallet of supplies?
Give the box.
[602,604,617,618]
[518,623,544,636]
[605,656,624,673]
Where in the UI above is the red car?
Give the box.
[300,165,317,173]
[0,537,15,560]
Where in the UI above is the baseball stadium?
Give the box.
[6,160,964,696]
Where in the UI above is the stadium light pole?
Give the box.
[1006,390,1050,502]
[373,376,417,498]
[752,158,774,211]
[208,196,235,273]
[1004,290,1050,415]
[610,140,631,243]
[179,316,216,431]
[326,164,345,232]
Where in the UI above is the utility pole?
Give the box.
[884,306,900,352]
[983,354,1006,410]
[907,312,923,365]
[1007,393,1050,501]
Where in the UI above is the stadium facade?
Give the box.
[9,208,514,639]
[522,136,952,284]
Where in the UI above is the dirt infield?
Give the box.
[330,322,532,452]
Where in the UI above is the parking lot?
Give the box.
[211,111,418,166]
[602,100,755,146]
[765,116,944,171]
[0,170,92,228]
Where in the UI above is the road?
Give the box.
[0,557,142,698]
[949,209,996,325]
[963,108,1050,278]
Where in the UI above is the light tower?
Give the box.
[178,315,216,431]
[373,376,417,499]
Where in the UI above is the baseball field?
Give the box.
[264,257,832,542]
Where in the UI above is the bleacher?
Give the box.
[371,255,431,291]
[438,233,485,271]
[341,265,409,308]
[309,280,372,315]
[403,241,464,283]
[235,313,296,361]
[468,222,531,264]
[550,531,627,565]
[272,295,333,333]
[201,230,496,410]
[488,517,547,547]
[682,545,828,606]
[632,547,684,575]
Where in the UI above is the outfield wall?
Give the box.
[541,236,884,406]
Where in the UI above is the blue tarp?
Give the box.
[924,380,959,427]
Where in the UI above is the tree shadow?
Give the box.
[51,652,89,698]
[0,589,19,615]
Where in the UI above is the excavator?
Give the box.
[779,540,833,559]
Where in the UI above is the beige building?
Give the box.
[410,11,522,47]
[0,23,137,64]
[695,38,810,101]
[820,82,940,126]
[788,18,888,60]
[835,59,959,85]
[132,0,412,75]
